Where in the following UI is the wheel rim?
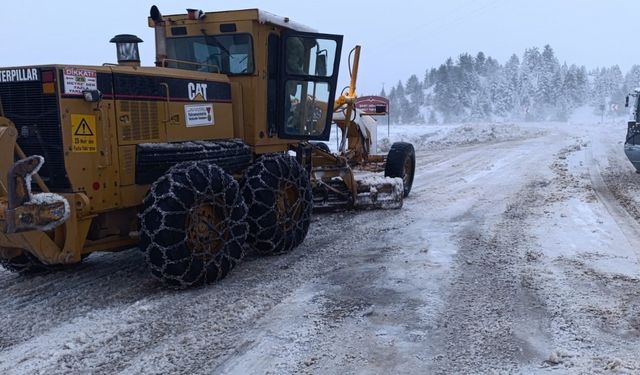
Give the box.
[186,199,228,261]
[275,181,302,232]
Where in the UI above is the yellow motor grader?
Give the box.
[0,6,415,287]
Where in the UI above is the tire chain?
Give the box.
[139,161,248,288]
[242,154,313,255]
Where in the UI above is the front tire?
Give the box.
[0,248,47,274]
[385,142,416,197]
[139,162,248,288]
[242,154,313,255]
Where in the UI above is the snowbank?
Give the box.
[327,122,547,153]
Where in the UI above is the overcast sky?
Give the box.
[0,1,637,94]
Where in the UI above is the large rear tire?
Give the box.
[385,142,416,198]
[242,154,312,255]
[139,161,248,288]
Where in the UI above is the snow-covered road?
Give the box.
[1,120,639,374]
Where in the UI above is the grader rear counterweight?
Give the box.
[0,6,416,287]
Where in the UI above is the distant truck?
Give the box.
[625,89,640,172]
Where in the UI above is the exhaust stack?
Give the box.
[110,34,143,67]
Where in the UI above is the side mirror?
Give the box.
[626,95,630,108]
[315,54,327,76]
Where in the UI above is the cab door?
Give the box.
[277,31,343,141]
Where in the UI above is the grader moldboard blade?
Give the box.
[310,155,405,211]
[354,175,404,210]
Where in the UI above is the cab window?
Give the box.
[285,37,337,77]
[165,34,254,75]
[284,80,331,136]
[280,34,342,139]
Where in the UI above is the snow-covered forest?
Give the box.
[381,45,640,124]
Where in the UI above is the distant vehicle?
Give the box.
[625,89,640,172]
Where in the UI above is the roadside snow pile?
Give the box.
[376,123,546,152]
[326,122,547,153]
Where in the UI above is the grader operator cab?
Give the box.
[0,6,416,287]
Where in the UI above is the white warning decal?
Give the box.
[185,104,214,127]
[63,67,97,95]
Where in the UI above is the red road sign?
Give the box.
[355,96,389,115]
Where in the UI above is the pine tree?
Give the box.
[420,44,632,123]
[434,60,457,122]
[491,75,511,117]
[625,65,640,92]
[458,53,479,113]
[428,68,438,87]
[428,111,438,124]
[539,45,560,105]
[394,80,410,123]
[388,86,399,123]
[484,57,501,77]
[592,66,624,108]
[405,74,424,123]
[563,65,579,107]
[569,65,589,107]
[471,86,492,121]
[520,47,542,120]
[503,54,521,115]
[609,65,626,113]
[476,52,487,76]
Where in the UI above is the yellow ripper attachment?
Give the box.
[354,176,404,210]
[1,156,70,234]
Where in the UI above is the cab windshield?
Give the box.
[165,34,254,75]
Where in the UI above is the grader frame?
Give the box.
[0,6,414,287]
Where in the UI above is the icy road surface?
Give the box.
[1,120,640,374]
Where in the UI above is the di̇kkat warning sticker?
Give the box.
[185,104,215,127]
[64,67,97,95]
[70,114,97,153]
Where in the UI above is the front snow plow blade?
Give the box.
[310,145,404,211]
[1,156,70,234]
[354,176,403,210]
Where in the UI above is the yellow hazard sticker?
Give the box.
[71,114,97,153]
